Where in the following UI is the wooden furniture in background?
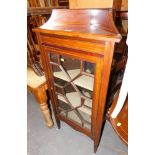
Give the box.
[27,5,68,128]
[27,67,53,128]
[108,57,128,145]
[27,6,68,76]
[106,56,127,109]
[33,9,121,153]
[113,0,128,11]
[114,11,128,60]
[109,93,128,145]
[27,0,54,7]
[27,1,55,128]
[58,0,69,6]
[69,0,113,9]
[28,7,53,15]
[107,35,128,145]
[27,9,51,76]
[69,0,128,10]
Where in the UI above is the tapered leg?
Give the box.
[34,86,53,128]
[94,141,99,153]
[52,107,60,129]
[56,118,60,129]
[94,120,106,153]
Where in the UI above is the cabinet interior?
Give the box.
[48,53,95,130]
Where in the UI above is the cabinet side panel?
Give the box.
[93,42,115,150]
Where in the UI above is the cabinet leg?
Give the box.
[54,113,60,129]
[94,141,99,153]
[94,119,106,153]
[56,119,60,129]
[49,100,60,129]
[34,86,53,128]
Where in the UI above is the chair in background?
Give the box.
[27,67,53,128]
[27,6,68,128]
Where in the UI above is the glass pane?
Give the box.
[48,53,95,131]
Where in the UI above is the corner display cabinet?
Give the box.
[34,9,121,153]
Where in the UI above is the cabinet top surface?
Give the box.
[34,9,121,42]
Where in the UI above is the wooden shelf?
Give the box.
[54,69,94,91]
[57,92,92,116]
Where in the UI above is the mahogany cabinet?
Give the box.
[34,9,121,153]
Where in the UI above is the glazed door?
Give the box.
[42,45,103,134]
